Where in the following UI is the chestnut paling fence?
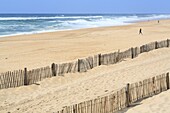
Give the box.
[0,39,170,89]
[56,73,170,113]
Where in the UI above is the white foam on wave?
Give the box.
[0,28,73,38]
[0,16,103,21]
[128,14,170,22]
[1,14,170,37]
[57,16,139,28]
[57,14,170,29]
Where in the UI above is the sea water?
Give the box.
[0,14,170,37]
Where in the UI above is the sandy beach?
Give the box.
[0,20,170,72]
[0,20,170,113]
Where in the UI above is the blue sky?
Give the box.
[0,0,169,14]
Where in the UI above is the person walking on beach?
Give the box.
[139,28,143,35]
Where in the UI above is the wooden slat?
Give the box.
[140,81,143,98]
[31,70,34,84]
[163,74,167,91]
[42,67,46,79]
[10,72,14,88]
[97,98,101,113]
[6,71,11,88]
[94,99,98,113]
[18,70,22,87]
[78,103,81,113]
[145,79,149,97]
[1,74,4,89]
[6,72,9,88]
[13,71,16,87]
[143,79,146,97]
[35,69,39,83]
[37,69,40,82]
[112,93,116,112]
[46,67,49,78]
[33,69,37,83]
[0,74,3,89]
[12,71,15,88]
[149,77,153,96]
[20,70,24,86]
[21,70,24,86]
[4,72,7,88]
[134,82,138,101]
[8,72,11,88]
[27,70,31,85]
[17,71,21,87]
[156,75,161,93]
[11,72,15,87]
[2,73,5,89]
[28,70,31,85]
[15,71,18,87]
[116,91,120,111]
[48,66,51,78]
[121,88,126,109]
[44,67,47,78]
[17,70,20,87]
[38,69,41,82]
[39,68,42,81]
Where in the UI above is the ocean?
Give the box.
[0,14,170,37]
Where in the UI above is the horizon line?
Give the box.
[0,12,169,15]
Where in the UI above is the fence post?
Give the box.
[98,54,101,66]
[116,49,120,62]
[131,47,134,59]
[126,83,130,107]
[61,109,64,113]
[140,45,144,53]
[152,77,156,94]
[155,41,158,49]
[167,39,169,47]
[24,68,28,85]
[51,63,56,76]
[73,105,76,113]
[166,72,169,90]
[78,59,80,72]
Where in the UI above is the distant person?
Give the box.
[158,20,159,23]
[139,28,143,35]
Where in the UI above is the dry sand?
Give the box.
[0,20,170,113]
[125,89,170,113]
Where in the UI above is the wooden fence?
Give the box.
[0,39,170,90]
[0,70,24,89]
[56,73,170,113]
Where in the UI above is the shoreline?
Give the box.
[0,18,168,39]
[0,24,132,39]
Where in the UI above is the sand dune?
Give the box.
[0,20,170,113]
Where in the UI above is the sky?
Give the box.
[0,0,170,14]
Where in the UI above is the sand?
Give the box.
[0,20,170,72]
[125,89,170,113]
[0,20,170,113]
